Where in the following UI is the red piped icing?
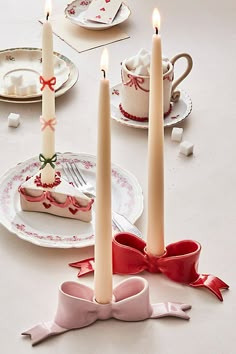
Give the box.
[34,172,61,188]
[19,173,94,214]
[119,103,172,122]
[19,187,94,212]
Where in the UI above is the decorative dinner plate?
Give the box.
[65,1,131,30]
[0,153,143,248]
[110,84,192,129]
[0,48,79,104]
[0,48,70,98]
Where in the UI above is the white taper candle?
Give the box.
[41,0,56,184]
[94,48,113,304]
[146,8,165,256]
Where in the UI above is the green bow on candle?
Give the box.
[39,153,57,169]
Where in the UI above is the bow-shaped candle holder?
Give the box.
[22,276,191,346]
[70,233,229,302]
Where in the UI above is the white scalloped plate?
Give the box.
[110,84,192,129]
[65,1,131,30]
[0,48,79,103]
[0,153,143,248]
[0,48,70,99]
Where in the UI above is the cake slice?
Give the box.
[18,172,94,222]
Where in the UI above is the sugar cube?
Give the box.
[3,82,16,95]
[16,85,28,96]
[10,74,23,86]
[141,53,150,68]
[137,48,149,57]
[27,80,38,94]
[134,65,149,76]
[162,61,169,74]
[125,56,137,70]
[8,113,20,128]
[171,127,183,142]
[180,141,194,156]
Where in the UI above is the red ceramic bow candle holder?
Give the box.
[70,232,229,302]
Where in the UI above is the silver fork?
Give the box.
[61,162,142,237]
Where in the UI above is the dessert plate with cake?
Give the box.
[0,152,143,248]
[65,0,131,30]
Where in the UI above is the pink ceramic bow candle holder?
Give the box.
[22,276,191,346]
[71,233,229,302]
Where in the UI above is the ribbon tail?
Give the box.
[21,321,67,346]
[190,274,229,301]
[69,258,95,277]
[150,302,191,320]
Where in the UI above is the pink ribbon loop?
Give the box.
[40,116,57,131]
[70,233,229,301]
[40,76,56,91]
[22,277,191,346]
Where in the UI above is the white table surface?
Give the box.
[0,0,235,353]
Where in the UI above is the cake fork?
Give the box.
[61,162,142,238]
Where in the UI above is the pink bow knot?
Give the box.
[22,277,191,346]
[40,116,57,131]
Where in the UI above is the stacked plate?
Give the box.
[0,48,79,103]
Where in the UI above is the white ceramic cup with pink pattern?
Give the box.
[120,53,193,122]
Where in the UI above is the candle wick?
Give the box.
[101,69,106,79]
[155,27,159,35]
[46,12,49,21]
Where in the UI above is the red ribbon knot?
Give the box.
[145,252,163,273]
[123,74,150,92]
[40,76,56,91]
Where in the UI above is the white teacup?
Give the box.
[120,53,193,121]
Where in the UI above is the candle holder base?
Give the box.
[70,232,229,301]
[18,172,94,222]
[22,276,191,346]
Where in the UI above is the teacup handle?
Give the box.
[170,53,193,102]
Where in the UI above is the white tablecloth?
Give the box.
[0,1,234,353]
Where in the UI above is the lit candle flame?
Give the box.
[100,48,109,78]
[152,8,160,33]
[45,0,52,19]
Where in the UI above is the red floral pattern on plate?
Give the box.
[79,0,92,7]
[13,223,94,243]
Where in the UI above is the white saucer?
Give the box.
[110,83,192,129]
[65,1,131,30]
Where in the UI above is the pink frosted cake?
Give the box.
[120,49,171,121]
[19,172,94,222]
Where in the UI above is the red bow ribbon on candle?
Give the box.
[70,233,229,302]
[22,277,191,346]
[39,76,56,91]
[40,117,57,131]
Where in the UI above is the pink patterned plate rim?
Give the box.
[0,152,143,248]
[110,84,192,129]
